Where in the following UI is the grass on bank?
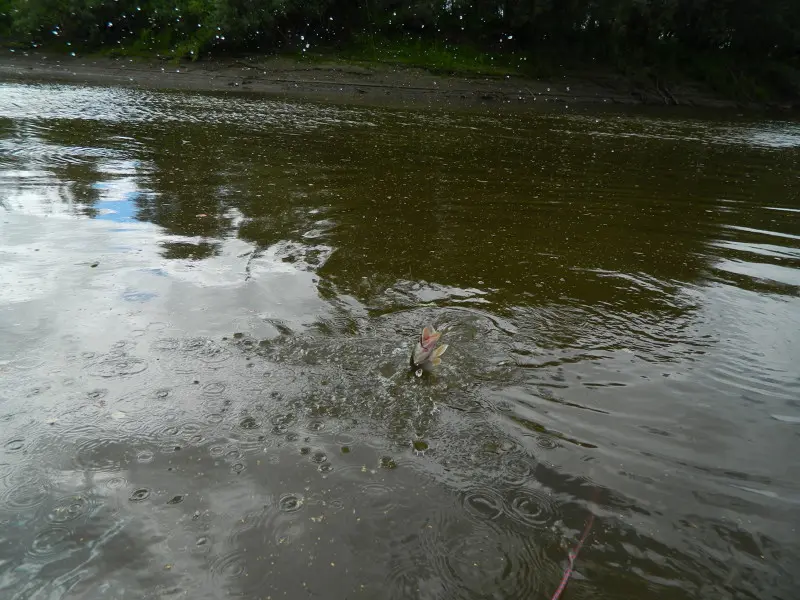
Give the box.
[324,36,534,78]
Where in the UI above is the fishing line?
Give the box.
[549,485,600,600]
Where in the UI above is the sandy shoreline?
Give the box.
[0,50,783,111]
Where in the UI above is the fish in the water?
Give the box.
[410,326,448,375]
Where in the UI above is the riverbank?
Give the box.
[0,50,794,111]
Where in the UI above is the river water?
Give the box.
[1,82,799,600]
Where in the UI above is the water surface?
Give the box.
[1,82,799,599]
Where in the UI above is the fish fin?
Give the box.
[422,327,441,345]
[432,344,448,358]
[420,326,432,344]
[432,357,441,366]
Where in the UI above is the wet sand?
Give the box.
[0,50,748,110]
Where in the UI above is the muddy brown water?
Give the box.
[1,82,799,600]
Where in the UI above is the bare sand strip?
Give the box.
[0,51,751,111]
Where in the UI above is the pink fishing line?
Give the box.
[550,509,595,600]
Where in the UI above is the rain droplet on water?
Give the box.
[379,456,397,469]
[279,493,304,512]
[413,440,429,453]
[129,488,151,502]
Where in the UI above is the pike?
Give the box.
[410,326,448,376]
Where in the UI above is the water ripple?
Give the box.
[0,471,53,514]
[46,492,95,523]
[506,486,560,530]
[459,484,506,523]
[419,509,544,599]
[86,355,148,378]
[27,525,75,559]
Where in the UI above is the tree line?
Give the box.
[2,0,798,95]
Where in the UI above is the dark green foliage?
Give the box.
[6,0,332,56]
[3,0,799,98]
[0,0,12,33]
